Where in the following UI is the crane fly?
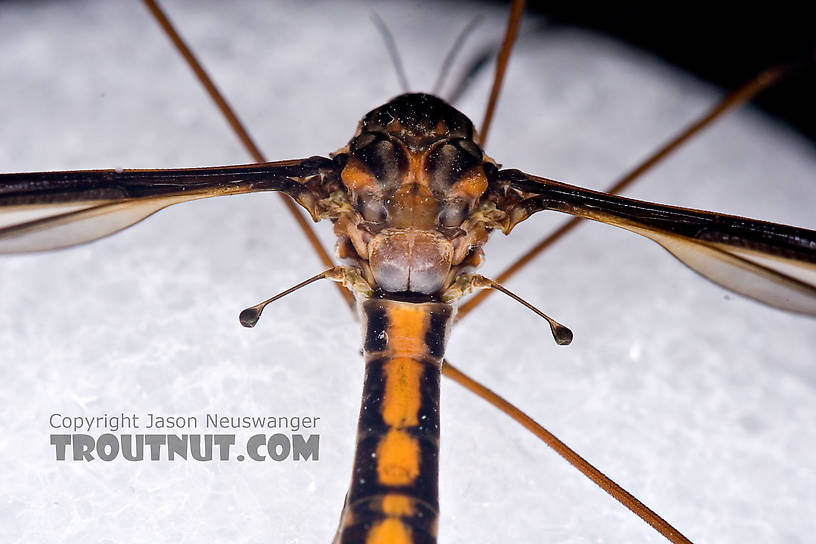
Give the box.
[1,1,815,542]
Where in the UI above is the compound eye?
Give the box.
[439,199,469,227]
[356,192,387,223]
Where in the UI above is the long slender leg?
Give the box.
[478,0,526,146]
[142,0,355,310]
[443,361,693,544]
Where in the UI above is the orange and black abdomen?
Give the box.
[336,298,454,544]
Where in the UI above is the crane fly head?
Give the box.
[334,93,498,297]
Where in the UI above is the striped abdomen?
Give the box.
[335,298,454,544]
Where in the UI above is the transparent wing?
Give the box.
[0,157,334,253]
[501,169,816,316]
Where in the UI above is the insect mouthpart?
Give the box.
[368,227,454,294]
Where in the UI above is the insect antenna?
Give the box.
[457,61,796,321]
[445,274,572,345]
[477,276,573,345]
[141,0,354,309]
[445,41,493,105]
[446,17,554,107]
[240,267,373,328]
[371,12,411,93]
[431,15,484,96]
[239,269,337,328]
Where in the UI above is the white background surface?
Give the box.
[0,1,814,543]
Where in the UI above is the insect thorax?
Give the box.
[330,93,503,298]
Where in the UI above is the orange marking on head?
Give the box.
[376,429,420,486]
[341,156,377,192]
[406,150,430,185]
[452,166,488,199]
[387,183,440,230]
[365,518,413,544]
[381,494,416,517]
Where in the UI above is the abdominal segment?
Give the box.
[334,299,454,544]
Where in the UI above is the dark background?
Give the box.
[489,2,816,144]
